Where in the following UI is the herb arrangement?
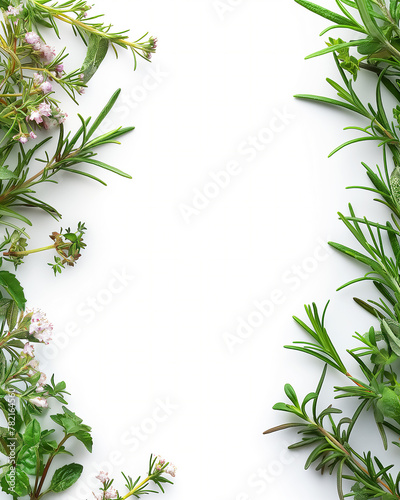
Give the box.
[264,0,400,498]
[0,1,175,499]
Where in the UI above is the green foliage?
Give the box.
[50,463,83,492]
[268,0,400,498]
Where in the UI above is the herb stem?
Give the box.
[32,434,71,499]
[120,476,152,500]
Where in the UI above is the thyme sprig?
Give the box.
[0,1,174,499]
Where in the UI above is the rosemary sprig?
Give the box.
[267,1,400,498]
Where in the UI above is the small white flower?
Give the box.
[104,488,117,499]
[23,343,34,357]
[29,397,48,408]
[7,3,23,16]
[95,471,109,484]
[28,359,39,370]
[38,372,46,387]
[165,464,177,477]
[28,308,53,344]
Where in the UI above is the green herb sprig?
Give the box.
[265,1,400,499]
[0,1,175,499]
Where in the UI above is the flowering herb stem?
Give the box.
[0,1,174,499]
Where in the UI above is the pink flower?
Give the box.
[53,107,67,124]
[38,102,51,117]
[33,73,43,86]
[29,397,48,408]
[42,116,58,130]
[29,109,42,124]
[23,343,34,357]
[104,488,117,499]
[18,136,28,144]
[55,63,64,78]
[25,31,40,46]
[150,36,158,49]
[95,471,109,484]
[8,3,23,16]
[40,81,52,93]
[28,359,39,370]
[28,308,53,344]
[38,372,46,387]
[29,131,37,139]
[39,44,56,62]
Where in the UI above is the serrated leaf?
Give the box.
[50,463,83,492]
[1,467,30,496]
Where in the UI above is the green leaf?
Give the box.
[50,463,83,492]
[294,93,360,114]
[6,299,19,332]
[284,384,299,407]
[305,39,374,59]
[328,241,377,268]
[0,166,17,180]
[24,419,41,447]
[381,319,400,356]
[80,34,109,84]
[354,0,385,42]
[85,89,122,141]
[294,0,361,28]
[51,406,91,435]
[376,386,400,423]
[73,430,93,452]
[17,444,38,476]
[0,271,26,310]
[1,467,30,497]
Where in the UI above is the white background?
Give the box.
[13,0,400,499]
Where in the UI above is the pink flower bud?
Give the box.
[33,73,43,86]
